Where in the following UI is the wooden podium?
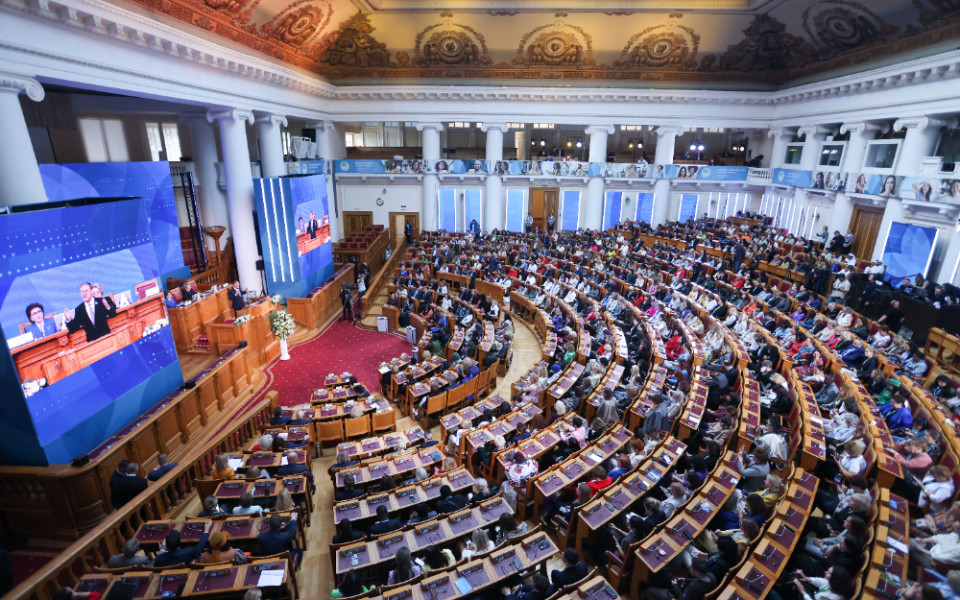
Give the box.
[12,295,168,386]
[167,287,233,354]
[207,297,280,369]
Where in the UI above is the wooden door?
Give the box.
[528,187,558,231]
[343,211,373,236]
[848,205,884,260]
[390,211,419,244]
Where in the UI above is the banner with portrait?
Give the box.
[600,163,653,179]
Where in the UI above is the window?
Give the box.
[345,132,357,147]
[507,123,524,129]
[818,143,845,168]
[782,144,803,165]
[863,140,901,170]
[438,188,458,232]
[78,118,129,162]
[677,193,699,222]
[439,187,482,232]
[447,122,473,128]
[506,188,526,232]
[281,130,292,157]
[560,189,581,231]
[532,123,555,129]
[635,192,655,224]
[603,191,622,231]
[464,189,482,231]
[621,125,644,132]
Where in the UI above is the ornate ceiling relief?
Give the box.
[512,21,594,67]
[802,1,899,55]
[699,13,819,75]
[913,0,960,27]
[614,23,700,69]
[260,0,332,49]
[318,12,392,67]
[413,18,492,67]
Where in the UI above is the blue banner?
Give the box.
[696,166,749,181]
[881,222,939,284]
[773,169,814,188]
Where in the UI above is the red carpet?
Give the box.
[266,321,411,406]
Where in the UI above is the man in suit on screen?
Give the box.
[65,281,116,342]
[307,211,320,239]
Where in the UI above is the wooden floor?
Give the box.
[295,314,546,597]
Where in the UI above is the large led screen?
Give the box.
[881,222,939,288]
[0,199,182,463]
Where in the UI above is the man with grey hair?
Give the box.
[147,453,178,481]
[107,537,153,568]
[110,462,149,510]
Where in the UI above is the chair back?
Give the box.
[194,478,222,500]
[344,416,371,439]
[372,409,396,434]
[426,391,447,420]
[445,385,466,414]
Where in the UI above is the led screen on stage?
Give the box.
[0,199,182,464]
[881,222,939,288]
[255,174,335,298]
[38,162,190,285]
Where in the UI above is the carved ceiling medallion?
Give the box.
[615,23,700,69]
[319,12,392,67]
[802,0,898,55]
[514,21,594,67]
[260,0,332,48]
[414,19,492,66]
[700,13,819,74]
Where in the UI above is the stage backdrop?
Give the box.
[0,199,182,465]
[38,162,190,287]
[254,174,335,299]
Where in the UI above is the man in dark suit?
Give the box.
[269,406,291,427]
[277,450,315,491]
[65,282,115,342]
[550,548,588,588]
[110,462,149,510]
[228,281,245,316]
[368,505,402,535]
[335,474,364,502]
[434,485,467,514]
[154,521,212,567]
[307,211,320,239]
[147,454,177,482]
[257,512,301,564]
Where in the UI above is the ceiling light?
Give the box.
[530,140,536,147]
[567,140,573,147]
[540,137,546,146]
[690,144,697,151]
[698,144,705,151]
[627,141,634,149]
[637,142,643,149]
[576,138,583,148]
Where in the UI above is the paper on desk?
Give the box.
[257,569,285,587]
[453,577,473,594]
[228,458,243,470]
[887,537,908,554]
[280,456,289,466]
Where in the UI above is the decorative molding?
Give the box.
[893,116,958,132]
[585,125,616,136]
[207,109,255,124]
[416,122,445,132]
[654,125,684,137]
[479,122,510,132]
[353,0,780,13]
[0,71,44,101]
[767,127,794,138]
[797,124,833,139]
[254,113,288,127]
[305,120,334,130]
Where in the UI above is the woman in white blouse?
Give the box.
[919,466,956,513]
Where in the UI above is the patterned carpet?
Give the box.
[267,320,412,406]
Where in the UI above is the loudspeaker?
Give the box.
[71,454,90,467]
[238,340,249,349]
[256,259,265,271]
[183,380,196,390]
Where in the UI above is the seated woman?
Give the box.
[328,449,358,476]
[331,571,373,599]
[210,454,236,480]
[461,528,495,561]
[231,492,264,516]
[387,547,422,585]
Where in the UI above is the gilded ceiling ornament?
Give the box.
[700,13,819,74]
[513,21,594,67]
[801,0,899,55]
[614,23,700,69]
[913,0,960,26]
[319,11,392,67]
[414,18,492,67]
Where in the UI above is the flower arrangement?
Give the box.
[233,314,252,326]
[270,294,282,305]
[269,309,296,340]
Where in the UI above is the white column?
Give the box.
[584,125,615,231]
[306,120,341,242]
[829,121,880,236]
[418,122,444,233]
[481,123,509,232]
[182,114,230,241]
[254,113,288,178]
[767,127,793,169]
[652,126,682,227]
[208,109,260,293]
[797,125,831,172]
[893,116,957,175]
[0,73,46,206]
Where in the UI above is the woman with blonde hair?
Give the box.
[461,528,495,561]
[274,487,296,512]
[211,454,235,479]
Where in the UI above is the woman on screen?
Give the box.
[24,303,58,340]
[855,173,868,193]
[678,166,688,178]
[880,175,897,197]
[813,172,825,189]
[913,181,933,202]
[92,283,117,312]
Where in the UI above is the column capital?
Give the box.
[654,125,684,138]
[585,125,616,137]
[893,116,958,132]
[0,72,44,102]
[416,122,445,132]
[480,122,510,133]
[178,112,211,125]
[207,109,254,125]
[797,124,833,139]
[305,119,334,130]
[254,113,288,128]
[767,126,795,139]
[839,121,883,136]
